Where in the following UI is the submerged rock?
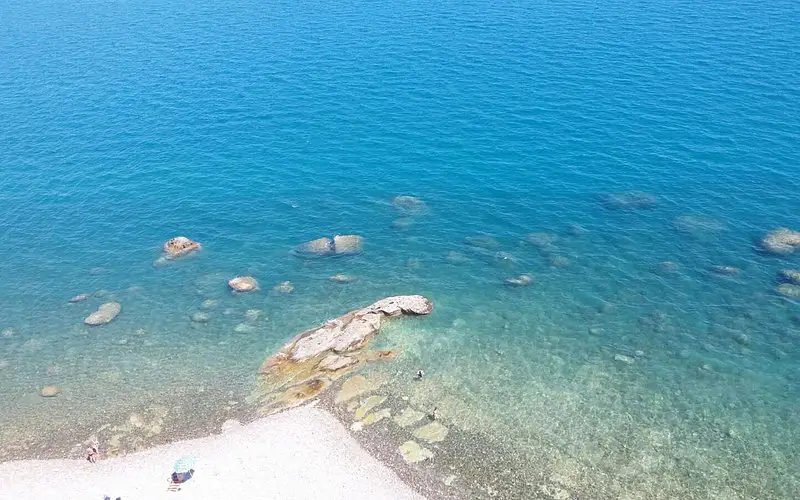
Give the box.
[391,217,415,231]
[40,386,61,397]
[777,269,800,285]
[406,257,422,269]
[392,195,426,212]
[672,215,727,236]
[336,375,372,404]
[394,407,427,428]
[296,237,335,256]
[710,265,740,276]
[567,223,587,236]
[599,191,658,210]
[777,284,800,298]
[333,234,363,255]
[353,408,391,430]
[549,255,569,268]
[1,328,14,338]
[200,299,218,311]
[656,261,680,274]
[525,232,558,249]
[162,236,201,258]
[69,294,89,303]
[504,274,534,287]
[273,281,295,294]
[759,228,800,255]
[445,251,470,265]
[399,440,434,463]
[84,302,121,326]
[412,421,449,443]
[732,333,750,345]
[244,309,261,322]
[354,395,387,420]
[234,323,255,334]
[295,235,364,256]
[275,378,331,409]
[190,312,210,323]
[465,234,500,250]
[494,251,517,266]
[329,274,357,284]
[614,354,635,364]
[228,276,259,293]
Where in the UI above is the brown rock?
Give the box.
[228,276,259,293]
[254,296,432,412]
[163,236,201,258]
[318,354,358,372]
[251,295,433,414]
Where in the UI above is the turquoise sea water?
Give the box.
[1,0,799,497]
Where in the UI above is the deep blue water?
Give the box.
[1,0,799,497]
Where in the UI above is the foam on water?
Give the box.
[1,0,799,497]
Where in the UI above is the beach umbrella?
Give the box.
[173,456,196,473]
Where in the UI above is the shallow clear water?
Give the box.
[1,0,799,497]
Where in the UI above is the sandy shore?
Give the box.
[0,405,424,500]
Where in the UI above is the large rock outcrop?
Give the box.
[251,295,432,415]
[759,228,800,255]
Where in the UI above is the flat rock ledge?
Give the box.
[250,295,433,415]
